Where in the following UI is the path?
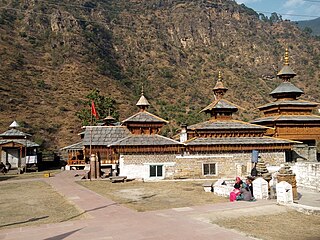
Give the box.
[0,171,311,240]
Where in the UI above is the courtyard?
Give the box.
[0,170,319,240]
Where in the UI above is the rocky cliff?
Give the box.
[0,0,319,150]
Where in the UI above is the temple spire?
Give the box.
[277,48,296,82]
[136,85,150,111]
[284,48,289,66]
[213,71,228,100]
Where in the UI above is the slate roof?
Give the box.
[60,142,83,151]
[0,129,31,137]
[187,120,269,131]
[0,139,39,147]
[82,126,131,146]
[270,82,303,96]
[122,111,168,124]
[201,99,239,113]
[185,136,297,146]
[277,65,296,77]
[109,134,183,147]
[258,100,318,109]
[252,115,320,124]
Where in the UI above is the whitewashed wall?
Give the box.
[292,162,320,191]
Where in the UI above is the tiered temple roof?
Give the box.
[185,72,296,151]
[252,49,320,141]
[122,89,168,135]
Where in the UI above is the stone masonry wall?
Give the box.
[292,144,317,162]
[119,151,285,180]
[292,162,320,191]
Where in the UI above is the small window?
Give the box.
[203,163,216,176]
[150,165,163,177]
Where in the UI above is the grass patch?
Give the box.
[78,180,228,211]
[0,170,61,182]
[0,181,85,229]
[213,210,320,240]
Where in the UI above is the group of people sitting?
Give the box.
[0,162,10,174]
[230,176,255,202]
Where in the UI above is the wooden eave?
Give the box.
[187,143,293,152]
[0,141,25,148]
[114,145,182,154]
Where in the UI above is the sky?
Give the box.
[235,0,320,21]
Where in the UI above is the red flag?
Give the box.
[91,101,99,119]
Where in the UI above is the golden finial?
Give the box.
[218,71,222,81]
[284,48,289,66]
[141,84,144,95]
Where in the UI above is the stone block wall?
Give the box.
[119,151,286,180]
[292,162,320,191]
[292,144,317,162]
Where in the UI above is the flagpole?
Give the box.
[90,101,93,159]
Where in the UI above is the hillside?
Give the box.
[0,0,320,150]
[296,17,320,36]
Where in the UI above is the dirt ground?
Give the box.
[0,181,85,229]
[0,170,61,182]
[78,180,228,211]
[212,210,320,240]
[80,179,320,240]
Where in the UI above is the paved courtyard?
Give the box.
[0,171,319,240]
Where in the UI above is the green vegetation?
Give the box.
[0,0,319,149]
[76,89,119,126]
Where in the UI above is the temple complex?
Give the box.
[252,49,320,161]
[62,72,298,180]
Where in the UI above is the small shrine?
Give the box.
[277,164,298,200]
[0,121,39,172]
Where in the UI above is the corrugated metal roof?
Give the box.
[0,129,31,137]
[60,142,83,151]
[188,120,268,130]
[185,137,296,146]
[0,139,39,147]
[109,134,183,147]
[270,82,303,96]
[122,111,168,123]
[82,126,131,146]
[252,115,320,123]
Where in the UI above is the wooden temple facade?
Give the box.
[252,49,320,161]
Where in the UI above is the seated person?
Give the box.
[237,182,254,201]
[234,176,243,189]
[0,162,8,174]
[230,177,244,202]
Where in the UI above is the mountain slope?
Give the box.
[0,0,319,150]
[296,17,320,36]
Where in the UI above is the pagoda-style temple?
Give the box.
[61,90,183,178]
[252,49,320,161]
[110,90,183,179]
[0,121,39,171]
[177,72,297,178]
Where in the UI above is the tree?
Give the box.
[76,89,119,126]
[303,27,313,36]
[269,12,282,24]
